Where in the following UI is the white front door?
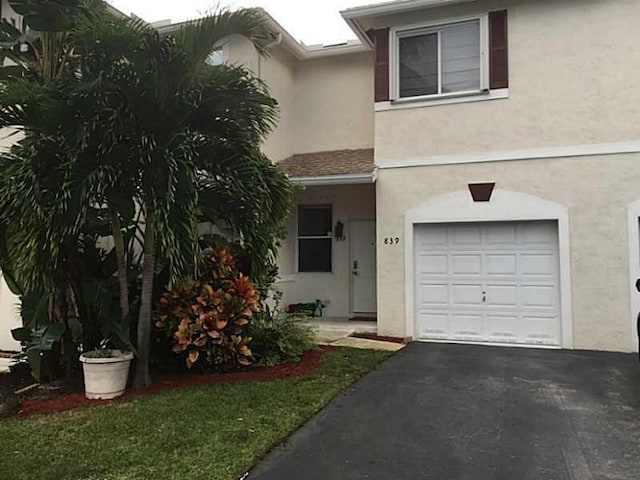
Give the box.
[351,220,377,314]
[415,221,561,347]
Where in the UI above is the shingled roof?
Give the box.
[278,148,375,178]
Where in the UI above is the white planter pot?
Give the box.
[79,350,134,400]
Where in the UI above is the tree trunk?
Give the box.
[109,204,130,321]
[132,209,155,389]
[65,252,93,347]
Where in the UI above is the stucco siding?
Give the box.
[373,0,640,163]
[0,278,20,351]
[227,36,374,160]
[291,53,374,155]
[276,184,376,318]
[227,35,296,162]
[376,153,640,352]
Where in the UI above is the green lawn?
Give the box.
[0,348,391,480]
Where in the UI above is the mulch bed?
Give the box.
[349,332,406,344]
[16,346,339,418]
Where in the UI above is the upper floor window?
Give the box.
[206,48,226,66]
[393,17,488,101]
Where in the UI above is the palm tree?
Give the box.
[66,8,292,388]
[0,2,294,387]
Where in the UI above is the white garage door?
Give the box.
[415,221,561,347]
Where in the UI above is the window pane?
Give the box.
[298,206,332,237]
[399,33,438,98]
[206,48,225,66]
[441,21,481,93]
[299,238,332,272]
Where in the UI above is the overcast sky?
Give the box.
[107,1,387,45]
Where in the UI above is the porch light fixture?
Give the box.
[334,221,345,241]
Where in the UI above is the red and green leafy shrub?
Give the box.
[154,248,260,370]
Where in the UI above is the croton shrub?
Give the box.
[154,248,260,370]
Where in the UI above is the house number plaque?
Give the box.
[383,237,400,246]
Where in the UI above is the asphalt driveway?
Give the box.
[249,343,640,480]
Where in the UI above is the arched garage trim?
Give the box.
[403,189,574,349]
[626,200,640,353]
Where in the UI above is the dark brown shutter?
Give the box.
[370,28,390,102]
[489,10,508,89]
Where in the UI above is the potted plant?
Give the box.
[80,337,134,400]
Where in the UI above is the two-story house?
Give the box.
[1,0,639,356]
[220,0,640,354]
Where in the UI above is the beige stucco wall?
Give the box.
[291,53,374,155]
[1,0,20,26]
[227,36,374,160]
[376,153,640,352]
[372,0,640,162]
[227,35,296,162]
[0,127,21,351]
[276,183,376,318]
[0,277,20,351]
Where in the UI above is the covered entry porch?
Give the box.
[274,149,378,329]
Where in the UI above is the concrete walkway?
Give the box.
[308,318,404,352]
[249,343,640,480]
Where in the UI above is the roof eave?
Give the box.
[342,17,374,49]
[287,172,376,186]
[341,0,478,19]
[156,9,368,60]
[264,12,368,60]
[340,0,479,43]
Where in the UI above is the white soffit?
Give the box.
[341,0,480,47]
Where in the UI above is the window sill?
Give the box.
[295,271,334,275]
[375,88,509,112]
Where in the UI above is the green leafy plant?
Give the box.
[249,291,316,366]
[154,248,260,370]
[11,323,66,382]
[0,3,294,389]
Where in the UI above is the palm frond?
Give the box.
[172,7,273,74]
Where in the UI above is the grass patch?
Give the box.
[0,348,391,480]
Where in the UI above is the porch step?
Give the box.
[307,317,404,351]
[308,317,376,343]
[331,337,405,352]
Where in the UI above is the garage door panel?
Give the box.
[415,221,561,347]
[521,316,561,345]
[485,284,518,307]
[449,314,483,340]
[452,225,481,245]
[418,313,449,338]
[451,254,481,275]
[418,283,448,306]
[521,286,556,308]
[485,315,519,343]
[417,254,448,275]
[520,254,555,276]
[416,226,448,247]
[485,254,517,275]
[451,284,483,306]
[518,223,556,245]
[486,224,516,245]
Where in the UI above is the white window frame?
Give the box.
[296,205,333,273]
[390,14,490,104]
